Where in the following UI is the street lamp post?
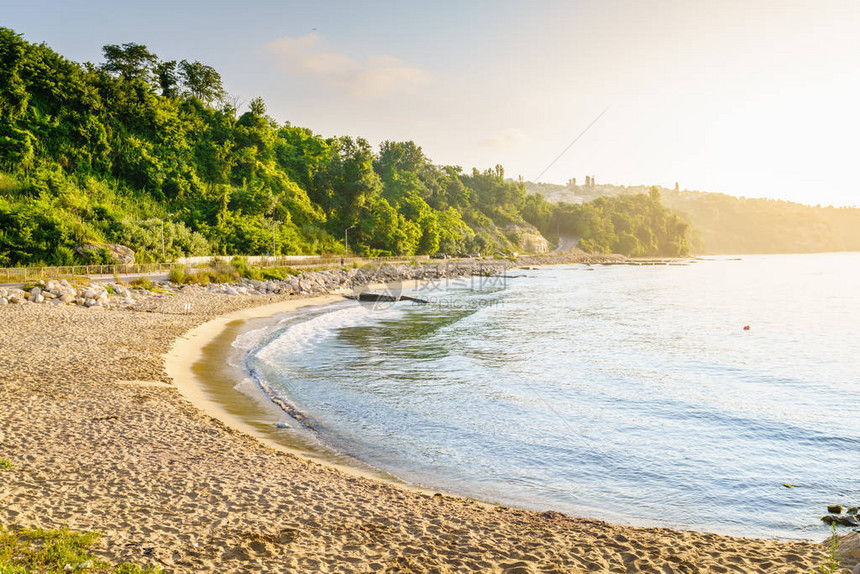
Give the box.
[272,220,282,258]
[161,213,174,261]
[344,225,355,258]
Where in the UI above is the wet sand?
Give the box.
[0,289,834,573]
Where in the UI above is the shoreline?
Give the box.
[166,289,452,491]
[166,286,696,537]
[167,273,819,539]
[0,260,833,572]
[167,295,344,460]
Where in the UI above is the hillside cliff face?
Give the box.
[521,232,550,253]
[503,223,550,253]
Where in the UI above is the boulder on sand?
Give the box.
[839,532,860,559]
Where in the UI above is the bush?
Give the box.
[210,259,240,283]
[230,256,262,280]
[167,267,187,284]
[189,272,210,286]
[259,267,299,280]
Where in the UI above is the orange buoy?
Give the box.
[743,325,750,331]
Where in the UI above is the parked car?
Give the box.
[430,253,448,259]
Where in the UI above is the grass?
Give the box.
[0,458,11,470]
[0,525,161,573]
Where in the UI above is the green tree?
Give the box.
[101,43,157,82]
[178,59,225,103]
[154,60,178,97]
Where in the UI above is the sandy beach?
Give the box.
[0,287,837,573]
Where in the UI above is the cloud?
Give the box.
[350,57,431,98]
[480,128,530,148]
[268,34,359,77]
[267,34,431,98]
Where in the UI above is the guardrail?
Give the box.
[0,255,429,284]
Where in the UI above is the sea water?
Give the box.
[245,253,860,539]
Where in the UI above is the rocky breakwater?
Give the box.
[0,279,137,309]
[0,261,511,311]
[194,261,510,297]
[517,250,628,266]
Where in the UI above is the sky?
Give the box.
[5,0,860,206]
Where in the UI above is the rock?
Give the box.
[829,505,844,514]
[29,287,41,298]
[75,242,135,264]
[400,295,429,304]
[848,507,859,514]
[853,563,860,574]
[0,298,7,305]
[32,294,44,303]
[822,514,859,527]
[838,532,860,562]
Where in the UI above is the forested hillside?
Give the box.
[521,187,689,257]
[0,28,689,265]
[526,180,860,254]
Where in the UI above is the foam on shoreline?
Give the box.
[165,289,449,490]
